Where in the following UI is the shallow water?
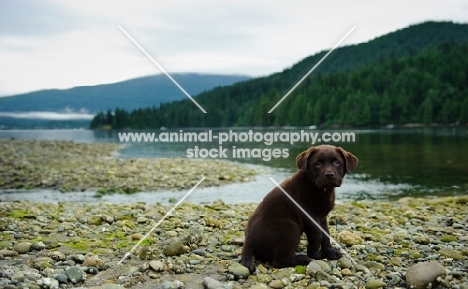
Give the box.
[1,128,467,203]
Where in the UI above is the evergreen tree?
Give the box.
[379,92,392,125]
[423,96,433,126]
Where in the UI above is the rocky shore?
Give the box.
[0,139,259,193]
[1,196,467,289]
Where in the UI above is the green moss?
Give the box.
[116,241,129,249]
[7,210,35,219]
[350,200,366,208]
[365,254,376,261]
[440,234,457,242]
[439,249,465,260]
[409,250,423,259]
[104,230,126,240]
[295,265,306,274]
[63,242,88,251]
[96,187,119,196]
[140,238,153,246]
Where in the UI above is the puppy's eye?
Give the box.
[333,160,341,166]
[314,161,322,167]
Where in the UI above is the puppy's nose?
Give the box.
[324,172,335,178]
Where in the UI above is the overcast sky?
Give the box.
[0,0,467,97]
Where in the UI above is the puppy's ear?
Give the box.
[336,147,358,174]
[296,147,315,171]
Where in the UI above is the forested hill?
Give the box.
[90,21,468,129]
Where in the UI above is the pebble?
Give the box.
[65,266,84,284]
[0,249,18,257]
[228,261,250,279]
[54,273,69,284]
[13,242,31,254]
[42,277,59,289]
[163,241,187,256]
[406,261,446,289]
[336,256,353,269]
[268,279,285,288]
[0,194,467,288]
[365,278,386,289]
[158,280,184,289]
[202,277,226,289]
[337,230,364,246]
[0,139,259,192]
[306,261,322,274]
[149,260,165,272]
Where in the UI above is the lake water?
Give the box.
[1,128,467,203]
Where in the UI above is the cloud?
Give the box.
[0,111,94,121]
[0,0,467,96]
[0,0,82,37]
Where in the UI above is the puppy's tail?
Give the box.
[240,244,255,273]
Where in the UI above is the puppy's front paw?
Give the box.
[321,247,342,260]
[240,260,255,274]
[307,250,321,260]
[292,254,312,265]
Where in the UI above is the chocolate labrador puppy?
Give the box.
[241,145,358,273]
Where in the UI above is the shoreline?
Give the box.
[0,139,260,194]
[0,196,467,288]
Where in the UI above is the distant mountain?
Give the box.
[90,21,468,129]
[0,73,250,113]
[0,73,249,129]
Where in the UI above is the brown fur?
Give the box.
[240,145,358,273]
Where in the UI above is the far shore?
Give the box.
[0,139,259,194]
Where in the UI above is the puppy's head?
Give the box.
[296,145,358,191]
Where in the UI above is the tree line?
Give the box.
[91,42,468,129]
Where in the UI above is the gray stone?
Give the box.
[65,266,84,284]
[48,251,66,261]
[31,241,46,250]
[25,272,41,281]
[163,241,186,256]
[202,276,223,289]
[406,261,446,289]
[54,273,69,284]
[365,279,386,289]
[0,249,18,257]
[12,272,25,282]
[42,277,59,289]
[337,256,353,269]
[227,261,250,279]
[256,273,273,283]
[314,271,334,282]
[86,266,99,274]
[149,260,164,272]
[313,259,331,272]
[290,273,305,282]
[13,242,31,254]
[355,264,370,274]
[268,280,285,289]
[249,284,270,289]
[158,280,184,289]
[100,284,126,289]
[221,245,234,252]
[191,249,206,256]
[306,261,322,274]
[364,261,385,270]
